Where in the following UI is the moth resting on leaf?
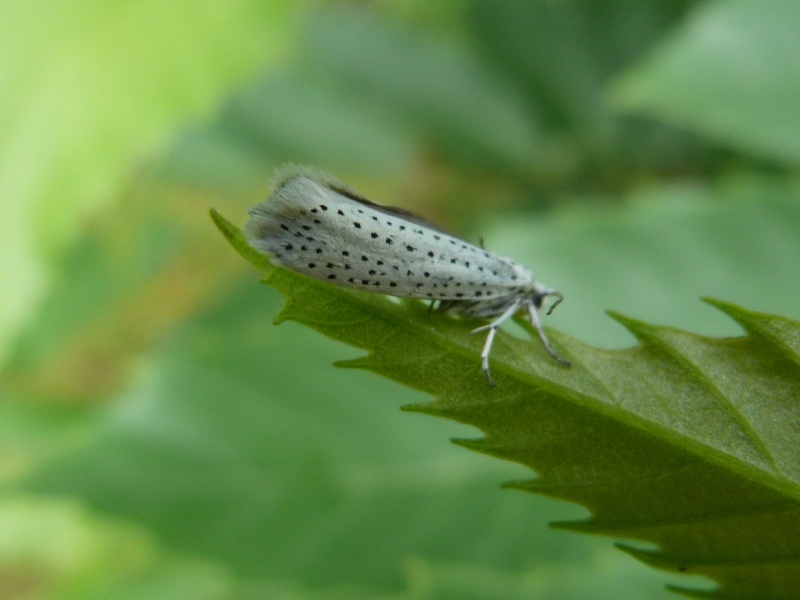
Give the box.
[245,166,570,385]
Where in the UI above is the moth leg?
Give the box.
[527,300,571,366]
[472,300,522,386]
[479,328,498,386]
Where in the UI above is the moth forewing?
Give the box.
[247,175,530,305]
[245,167,570,383]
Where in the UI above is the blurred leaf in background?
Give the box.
[1,0,798,599]
[0,0,297,365]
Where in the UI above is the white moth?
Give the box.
[245,166,570,385]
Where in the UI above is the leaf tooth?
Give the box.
[209,209,238,246]
[499,478,537,492]
[662,585,717,599]
[451,437,490,452]
[620,541,800,583]
[605,310,710,368]
[549,517,603,533]
[502,478,594,504]
[334,355,375,370]
[209,208,275,272]
[605,313,783,471]
[274,289,326,325]
[616,542,689,572]
[273,309,291,325]
[703,297,763,332]
[274,308,312,326]
[452,437,526,462]
[704,297,800,367]
[551,517,688,539]
[606,310,666,345]
[400,402,451,417]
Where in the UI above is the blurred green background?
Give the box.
[1,1,799,598]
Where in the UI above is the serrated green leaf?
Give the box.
[212,210,800,598]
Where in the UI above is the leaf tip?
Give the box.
[209,209,275,273]
[606,310,656,340]
[615,542,687,571]
[401,402,447,416]
[663,584,715,598]
[450,437,486,452]
[500,478,537,492]
[701,296,744,316]
[334,356,374,370]
[549,517,600,533]
[209,208,238,242]
[700,297,781,337]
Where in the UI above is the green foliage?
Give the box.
[613,0,800,164]
[0,0,297,363]
[3,1,800,598]
[211,210,800,598]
